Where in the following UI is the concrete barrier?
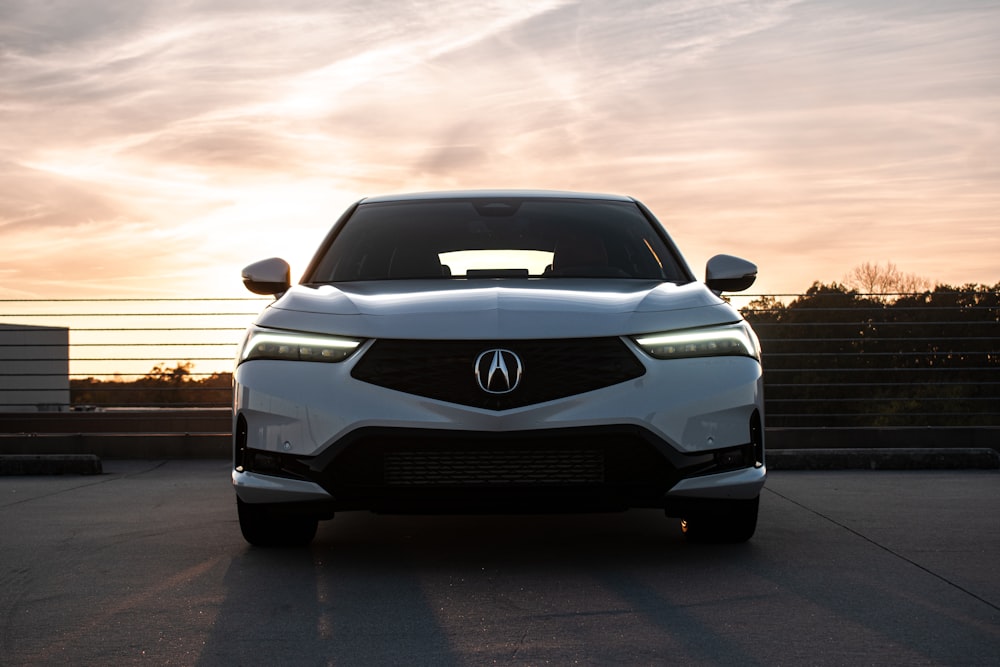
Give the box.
[766,426,999,450]
[767,447,1000,470]
[0,454,102,475]
[0,433,229,460]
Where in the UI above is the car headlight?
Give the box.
[238,329,362,364]
[634,322,760,361]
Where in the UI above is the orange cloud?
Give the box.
[1,0,997,300]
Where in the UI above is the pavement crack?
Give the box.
[764,486,1000,614]
[0,460,171,508]
[509,628,529,661]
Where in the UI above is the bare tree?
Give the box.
[845,262,928,300]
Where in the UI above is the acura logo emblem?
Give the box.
[475,349,523,394]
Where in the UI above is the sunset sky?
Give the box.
[2,0,998,301]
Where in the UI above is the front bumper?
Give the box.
[233,422,765,513]
[233,341,765,512]
[231,456,766,515]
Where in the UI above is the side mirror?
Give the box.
[242,258,291,295]
[705,254,757,293]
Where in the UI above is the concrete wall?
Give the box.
[0,324,70,412]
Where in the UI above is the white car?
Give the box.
[233,191,765,546]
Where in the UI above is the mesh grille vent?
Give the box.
[384,448,605,485]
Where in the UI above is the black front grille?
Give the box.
[300,426,687,511]
[384,448,605,485]
[351,337,646,410]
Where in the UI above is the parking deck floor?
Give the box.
[1,461,998,665]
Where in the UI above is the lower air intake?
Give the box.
[384,448,605,485]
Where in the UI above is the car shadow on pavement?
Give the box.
[199,510,754,665]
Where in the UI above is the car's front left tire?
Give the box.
[237,498,319,547]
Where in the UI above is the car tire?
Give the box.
[237,498,319,547]
[680,496,759,544]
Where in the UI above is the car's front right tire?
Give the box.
[237,498,319,547]
[680,496,759,544]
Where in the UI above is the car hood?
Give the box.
[254,279,743,339]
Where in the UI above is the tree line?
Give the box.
[71,362,232,409]
[742,281,999,427]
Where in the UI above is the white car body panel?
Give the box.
[236,351,762,457]
[257,280,737,340]
[232,469,332,504]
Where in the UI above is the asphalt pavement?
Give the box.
[1,460,998,665]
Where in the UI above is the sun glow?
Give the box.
[1,0,998,303]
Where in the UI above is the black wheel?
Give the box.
[680,496,759,544]
[237,498,318,547]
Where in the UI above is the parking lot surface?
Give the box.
[1,460,998,665]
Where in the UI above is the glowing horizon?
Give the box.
[2,0,998,301]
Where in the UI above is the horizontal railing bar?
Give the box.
[0,409,230,413]
[0,297,266,303]
[760,367,999,373]
[11,360,233,365]
[763,351,996,357]
[2,385,224,390]
[77,328,246,332]
[752,321,999,327]
[2,372,229,377]
[0,327,246,332]
[34,357,233,362]
[743,305,997,310]
[760,332,1000,344]
[746,313,1000,318]
[767,397,999,403]
[766,413,999,418]
[1,344,236,348]
[0,312,259,317]
[767,381,1000,387]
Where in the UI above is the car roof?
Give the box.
[359,190,636,204]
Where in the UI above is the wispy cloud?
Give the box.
[0,0,998,298]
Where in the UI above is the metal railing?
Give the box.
[0,298,268,412]
[742,289,999,427]
[1,292,998,429]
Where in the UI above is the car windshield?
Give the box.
[305,197,692,282]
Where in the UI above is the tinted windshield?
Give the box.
[305,197,692,282]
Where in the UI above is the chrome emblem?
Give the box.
[475,349,523,394]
